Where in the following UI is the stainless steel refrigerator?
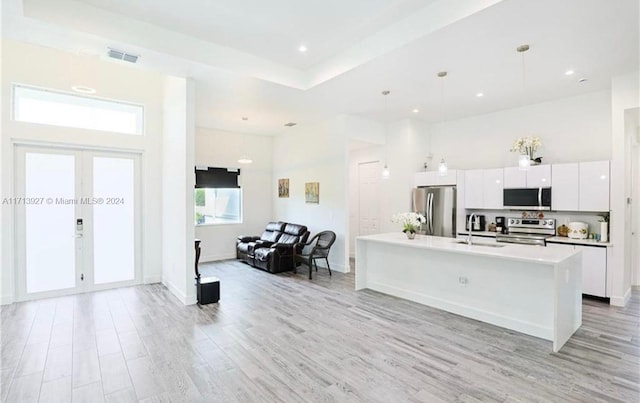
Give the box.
[411,186,457,237]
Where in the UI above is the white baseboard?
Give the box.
[1,294,14,305]
[314,261,348,273]
[162,279,197,306]
[143,275,162,284]
[201,253,236,263]
[610,288,632,307]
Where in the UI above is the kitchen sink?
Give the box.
[451,240,505,248]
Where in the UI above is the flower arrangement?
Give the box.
[510,136,542,159]
[391,212,426,234]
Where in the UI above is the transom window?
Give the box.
[12,84,144,135]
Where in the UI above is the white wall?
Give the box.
[273,115,377,272]
[432,90,612,169]
[161,76,196,305]
[0,40,164,304]
[348,119,431,255]
[194,128,273,262]
[610,72,639,306]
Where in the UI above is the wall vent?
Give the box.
[107,48,139,63]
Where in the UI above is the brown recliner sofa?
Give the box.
[236,221,309,273]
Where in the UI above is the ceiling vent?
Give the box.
[284,122,297,127]
[107,48,139,64]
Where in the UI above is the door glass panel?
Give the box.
[93,157,135,284]
[25,153,76,293]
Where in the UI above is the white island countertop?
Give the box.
[356,232,583,352]
[358,233,579,264]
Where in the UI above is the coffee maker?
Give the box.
[495,216,506,234]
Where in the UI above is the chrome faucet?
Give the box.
[467,213,476,245]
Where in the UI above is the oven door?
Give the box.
[503,188,551,210]
[496,234,547,246]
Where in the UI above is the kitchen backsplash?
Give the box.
[463,209,607,235]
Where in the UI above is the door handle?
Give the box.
[75,234,83,238]
[538,187,542,207]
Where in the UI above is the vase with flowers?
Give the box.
[510,136,542,165]
[391,212,426,239]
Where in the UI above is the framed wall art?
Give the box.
[278,178,289,198]
[305,182,319,204]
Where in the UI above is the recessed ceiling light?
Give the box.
[71,85,96,94]
[298,45,307,53]
[284,122,297,127]
[565,69,575,76]
[476,92,484,97]
[412,108,419,113]
[578,78,588,83]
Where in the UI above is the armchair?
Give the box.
[294,231,336,279]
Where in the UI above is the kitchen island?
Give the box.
[355,233,582,352]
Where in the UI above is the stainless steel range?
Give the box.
[496,218,556,246]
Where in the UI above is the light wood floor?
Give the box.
[1,260,638,402]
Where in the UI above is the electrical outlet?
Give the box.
[458,276,468,286]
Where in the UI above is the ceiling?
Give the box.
[2,0,638,135]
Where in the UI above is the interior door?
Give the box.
[358,161,380,236]
[15,146,141,301]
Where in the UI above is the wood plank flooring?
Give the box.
[1,260,638,402]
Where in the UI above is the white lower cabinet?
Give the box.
[576,246,607,297]
[547,243,607,297]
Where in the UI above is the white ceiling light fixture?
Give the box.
[238,117,253,165]
[412,108,419,113]
[476,92,484,97]
[517,44,531,171]
[381,90,391,180]
[437,71,448,177]
[565,69,575,76]
[298,45,307,53]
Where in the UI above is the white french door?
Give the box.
[15,146,141,301]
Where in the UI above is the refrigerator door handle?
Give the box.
[428,193,434,234]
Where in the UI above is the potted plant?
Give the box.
[391,212,426,239]
[510,136,542,164]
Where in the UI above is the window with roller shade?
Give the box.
[194,167,242,225]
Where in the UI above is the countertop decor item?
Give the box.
[391,212,426,239]
[557,224,569,237]
[567,222,588,239]
[599,216,609,243]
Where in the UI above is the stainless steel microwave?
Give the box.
[503,188,551,210]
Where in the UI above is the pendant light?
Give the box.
[517,44,531,171]
[437,71,448,176]
[238,117,253,164]
[381,90,390,179]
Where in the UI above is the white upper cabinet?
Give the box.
[414,171,436,187]
[463,168,502,210]
[504,165,551,188]
[503,167,526,188]
[435,169,457,186]
[551,163,579,211]
[464,169,484,209]
[579,160,610,212]
[527,165,552,188]
[414,170,457,187]
[483,168,504,209]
